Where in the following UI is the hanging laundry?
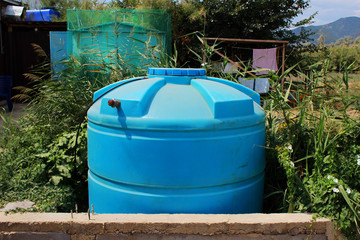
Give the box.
[252,48,278,74]
[238,77,270,94]
[222,62,240,73]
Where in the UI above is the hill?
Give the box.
[292,16,360,43]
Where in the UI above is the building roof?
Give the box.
[1,0,22,6]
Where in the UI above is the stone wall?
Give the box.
[0,213,335,240]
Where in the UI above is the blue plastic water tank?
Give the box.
[87,68,266,214]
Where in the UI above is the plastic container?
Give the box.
[0,76,13,112]
[26,9,60,22]
[87,68,266,213]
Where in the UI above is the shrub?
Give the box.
[263,61,360,238]
[0,53,145,212]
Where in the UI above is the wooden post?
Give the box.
[282,43,286,74]
[280,43,286,90]
[276,46,280,71]
[202,38,206,64]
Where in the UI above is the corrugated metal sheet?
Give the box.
[2,0,21,6]
[3,5,24,17]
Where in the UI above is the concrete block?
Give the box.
[97,233,132,240]
[70,234,96,240]
[0,232,70,240]
[69,222,104,235]
[0,213,335,239]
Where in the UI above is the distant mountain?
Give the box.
[292,16,360,43]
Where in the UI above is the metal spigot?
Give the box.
[108,99,121,108]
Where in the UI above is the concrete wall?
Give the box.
[0,213,335,240]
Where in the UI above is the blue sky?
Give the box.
[293,0,360,26]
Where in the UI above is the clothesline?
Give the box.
[230,46,282,51]
[202,37,288,74]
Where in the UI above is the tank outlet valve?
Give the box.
[108,99,121,108]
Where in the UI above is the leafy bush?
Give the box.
[0,112,76,212]
[0,52,143,212]
[301,40,360,72]
[194,40,360,238]
[0,22,173,212]
[263,60,360,238]
[188,40,360,238]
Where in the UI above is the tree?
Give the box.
[108,0,314,66]
[196,0,312,40]
[40,0,108,21]
[194,0,316,68]
[109,0,312,40]
[108,0,204,40]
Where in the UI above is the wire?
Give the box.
[231,46,282,51]
[73,76,148,167]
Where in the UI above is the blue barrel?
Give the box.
[87,68,266,213]
[26,9,60,22]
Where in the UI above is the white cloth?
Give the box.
[239,77,269,94]
[252,48,278,74]
[222,62,240,73]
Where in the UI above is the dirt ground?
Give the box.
[0,100,28,128]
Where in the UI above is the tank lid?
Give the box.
[148,68,206,76]
[88,74,265,131]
